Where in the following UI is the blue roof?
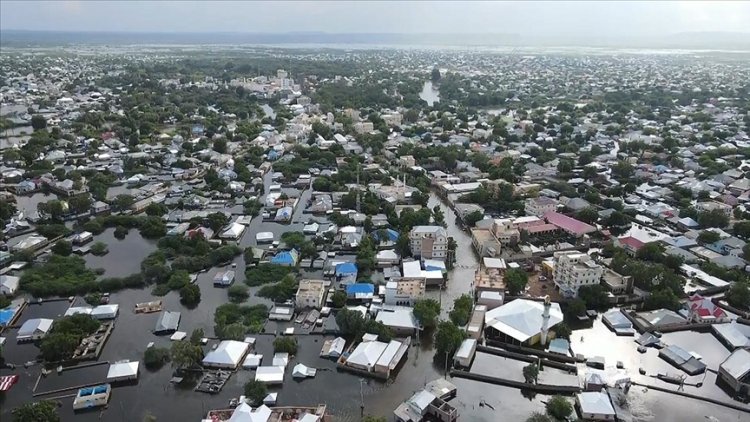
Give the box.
[271,251,295,264]
[335,262,358,275]
[0,307,18,326]
[346,283,374,294]
[372,228,399,242]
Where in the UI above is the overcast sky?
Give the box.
[2,1,749,36]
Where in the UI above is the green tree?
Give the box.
[697,209,729,229]
[576,207,599,224]
[90,241,108,256]
[413,299,441,329]
[243,199,262,217]
[273,337,298,354]
[12,400,59,422]
[505,268,529,296]
[31,115,47,131]
[431,67,441,83]
[51,240,73,256]
[523,362,539,384]
[566,298,587,317]
[577,285,609,310]
[434,320,465,357]
[144,347,171,370]
[546,395,573,420]
[463,210,484,227]
[144,202,168,217]
[171,338,204,369]
[112,194,135,212]
[244,380,268,405]
[555,322,572,340]
[697,230,721,244]
[228,284,250,303]
[449,294,473,326]
[525,412,552,422]
[330,290,347,308]
[0,200,17,222]
[727,280,750,310]
[179,284,201,307]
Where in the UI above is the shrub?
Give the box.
[144,346,171,370]
[228,284,250,303]
[273,337,298,354]
[90,242,108,256]
[179,284,201,307]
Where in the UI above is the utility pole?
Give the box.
[359,378,365,417]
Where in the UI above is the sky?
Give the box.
[1,0,749,37]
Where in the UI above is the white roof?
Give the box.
[577,392,615,416]
[376,340,404,368]
[720,349,750,380]
[409,390,437,413]
[322,337,346,357]
[228,402,272,422]
[203,340,250,368]
[107,360,139,380]
[484,299,563,342]
[292,363,317,378]
[713,323,750,349]
[455,338,477,359]
[221,222,245,238]
[255,232,274,241]
[91,304,119,318]
[65,306,93,317]
[272,352,289,367]
[242,354,263,369]
[347,340,388,368]
[375,307,418,330]
[0,275,20,290]
[18,318,53,337]
[255,366,285,383]
[402,260,422,278]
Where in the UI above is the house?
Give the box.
[409,226,448,260]
[552,251,603,298]
[687,294,728,323]
[525,197,559,217]
[374,306,419,336]
[384,279,425,306]
[576,391,616,421]
[106,360,140,382]
[154,311,181,334]
[91,201,110,215]
[394,379,458,422]
[0,275,20,296]
[270,250,299,267]
[334,262,358,285]
[544,212,596,237]
[342,335,410,378]
[320,337,346,359]
[346,283,375,301]
[717,349,750,400]
[376,249,400,267]
[659,344,706,375]
[213,271,236,287]
[202,340,250,369]
[17,318,53,342]
[712,322,750,350]
[295,279,327,310]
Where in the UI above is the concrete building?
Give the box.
[718,349,750,400]
[384,279,425,306]
[553,251,603,298]
[394,379,458,422]
[295,279,327,310]
[409,226,448,260]
[525,196,559,217]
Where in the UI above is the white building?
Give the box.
[576,391,616,421]
[0,275,20,296]
[553,251,603,298]
[106,360,140,382]
[202,340,250,369]
[484,299,563,345]
[524,197,559,217]
[295,279,327,310]
[409,226,448,260]
[17,318,53,342]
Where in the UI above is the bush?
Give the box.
[546,395,573,420]
[257,274,298,302]
[51,240,72,256]
[20,255,97,297]
[82,220,105,235]
[449,294,473,326]
[179,284,201,307]
[36,223,71,239]
[113,225,129,239]
[214,303,269,339]
[330,290,347,308]
[39,314,100,362]
[90,241,108,256]
[245,264,293,286]
[12,400,59,422]
[144,346,171,370]
[84,293,102,306]
[228,284,250,303]
[244,380,267,405]
[273,337,298,354]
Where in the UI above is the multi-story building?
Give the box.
[295,279,327,310]
[524,197,559,217]
[409,226,448,260]
[553,251,603,298]
[384,279,425,306]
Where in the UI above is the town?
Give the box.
[1,42,750,422]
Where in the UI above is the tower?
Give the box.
[540,295,552,346]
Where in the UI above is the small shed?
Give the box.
[453,338,477,368]
[107,360,140,382]
[154,311,181,334]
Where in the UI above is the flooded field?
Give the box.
[83,228,158,278]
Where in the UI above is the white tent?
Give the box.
[107,360,140,382]
[577,392,615,421]
[202,340,250,369]
[65,306,93,317]
[255,366,285,384]
[292,363,317,378]
[320,337,346,358]
[221,222,246,239]
[228,402,273,422]
[272,352,289,367]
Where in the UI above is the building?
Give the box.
[717,349,750,400]
[409,226,448,260]
[484,299,563,346]
[553,251,603,298]
[295,279,327,310]
[687,294,729,323]
[374,306,419,336]
[525,197,559,217]
[73,384,111,410]
[453,338,477,368]
[474,257,507,296]
[544,211,596,237]
[106,361,140,382]
[659,345,706,375]
[576,391,616,421]
[213,271,236,287]
[255,366,285,384]
[154,311,181,334]
[384,279,425,306]
[202,340,250,369]
[0,275,20,296]
[17,318,53,342]
[394,379,458,422]
[342,334,410,378]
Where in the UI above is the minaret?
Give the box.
[540,295,552,346]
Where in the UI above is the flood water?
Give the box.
[2,184,749,421]
[419,81,440,106]
[261,104,276,120]
[13,192,59,216]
